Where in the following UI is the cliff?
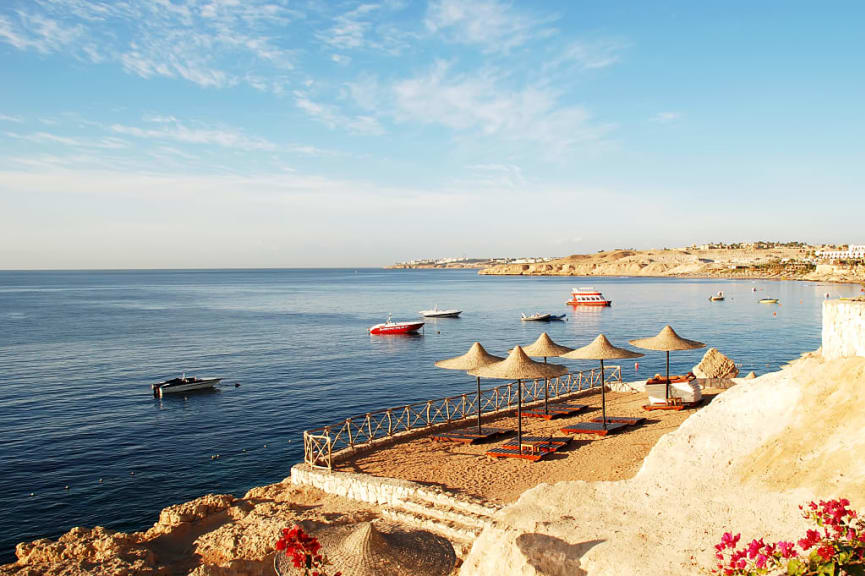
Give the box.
[460,349,865,574]
[478,247,865,283]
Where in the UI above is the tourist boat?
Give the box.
[567,287,612,307]
[418,306,462,318]
[152,374,221,397]
[521,313,552,322]
[369,315,424,335]
[710,291,725,301]
[759,298,780,304]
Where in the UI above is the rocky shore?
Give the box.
[477,247,865,283]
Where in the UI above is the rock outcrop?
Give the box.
[692,347,739,379]
[460,352,865,575]
[1,482,380,576]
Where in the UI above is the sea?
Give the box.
[0,268,858,562]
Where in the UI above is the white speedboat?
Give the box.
[152,374,221,397]
[419,306,462,318]
[521,313,552,322]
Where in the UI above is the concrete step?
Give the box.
[408,488,500,519]
[396,495,491,530]
[381,506,481,542]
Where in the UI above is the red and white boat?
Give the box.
[369,314,425,335]
[567,287,612,307]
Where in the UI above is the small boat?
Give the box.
[567,287,612,307]
[419,306,462,318]
[521,313,552,322]
[369,314,424,335]
[710,291,725,301]
[152,374,221,397]
[759,298,779,304]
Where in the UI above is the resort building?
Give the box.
[817,244,865,260]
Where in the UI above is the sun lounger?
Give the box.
[560,421,628,436]
[431,427,512,444]
[500,436,572,453]
[485,447,546,462]
[522,403,588,420]
[589,416,645,426]
[645,375,702,410]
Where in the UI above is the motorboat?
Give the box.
[521,313,552,322]
[419,306,462,318]
[710,291,725,301]
[549,314,567,321]
[369,314,425,335]
[759,298,780,304]
[567,287,612,307]
[152,374,221,397]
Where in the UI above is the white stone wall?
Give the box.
[822,300,865,359]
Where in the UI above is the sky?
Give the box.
[1,0,863,269]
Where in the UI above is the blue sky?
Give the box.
[1,0,863,268]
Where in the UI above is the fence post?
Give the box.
[366,413,373,440]
[426,401,432,426]
[346,418,353,447]
[387,409,393,435]
[462,394,467,419]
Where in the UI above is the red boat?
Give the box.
[567,287,612,307]
[369,315,425,335]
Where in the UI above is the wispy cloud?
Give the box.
[294,91,385,135]
[109,117,277,151]
[5,130,129,149]
[649,111,682,124]
[425,0,555,53]
[316,2,412,56]
[548,38,629,71]
[391,61,610,152]
[0,1,298,90]
[0,113,24,123]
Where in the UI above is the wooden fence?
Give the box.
[302,365,621,470]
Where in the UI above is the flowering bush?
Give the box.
[275,525,341,576]
[712,499,865,575]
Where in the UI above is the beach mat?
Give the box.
[523,403,588,420]
[589,416,645,426]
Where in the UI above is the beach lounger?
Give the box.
[523,403,588,420]
[431,427,512,444]
[485,447,546,462]
[500,436,572,453]
[560,421,628,436]
[589,416,645,426]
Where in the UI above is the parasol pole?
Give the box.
[476,376,482,433]
[600,358,607,430]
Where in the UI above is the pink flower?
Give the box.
[776,540,797,558]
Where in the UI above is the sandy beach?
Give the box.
[340,387,721,504]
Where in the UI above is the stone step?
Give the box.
[408,488,499,519]
[381,506,482,543]
[395,495,491,530]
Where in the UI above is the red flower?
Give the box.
[816,544,835,562]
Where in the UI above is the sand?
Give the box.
[340,388,721,504]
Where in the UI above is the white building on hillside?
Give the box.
[818,245,865,260]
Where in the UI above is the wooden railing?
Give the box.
[302,365,621,469]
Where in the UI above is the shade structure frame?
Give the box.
[629,325,705,401]
[560,334,644,430]
[469,346,568,447]
[435,342,504,434]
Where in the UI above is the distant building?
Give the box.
[817,245,865,260]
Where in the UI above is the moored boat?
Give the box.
[710,291,725,301]
[567,287,612,307]
[152,374,221,397]
[369,315,425,335]
[419,306,462,318]
[521,313,552,322]
[759,298,779,304]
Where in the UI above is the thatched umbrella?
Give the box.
[275,522,456,576]
[561,334,643,430]
[435,343,503,433]
[629,325,705,400]
[521,332,574,414]
[470,346,566,448]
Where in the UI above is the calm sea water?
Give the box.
[0,269,857,561]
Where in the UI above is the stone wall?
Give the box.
[822,300,865,359]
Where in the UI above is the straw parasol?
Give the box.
[520,332,574,414]
[561,334,643,429]
[470,346,567,448]
[435,343,503,433]
[275,522,456,576]
[629,325,705,400]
